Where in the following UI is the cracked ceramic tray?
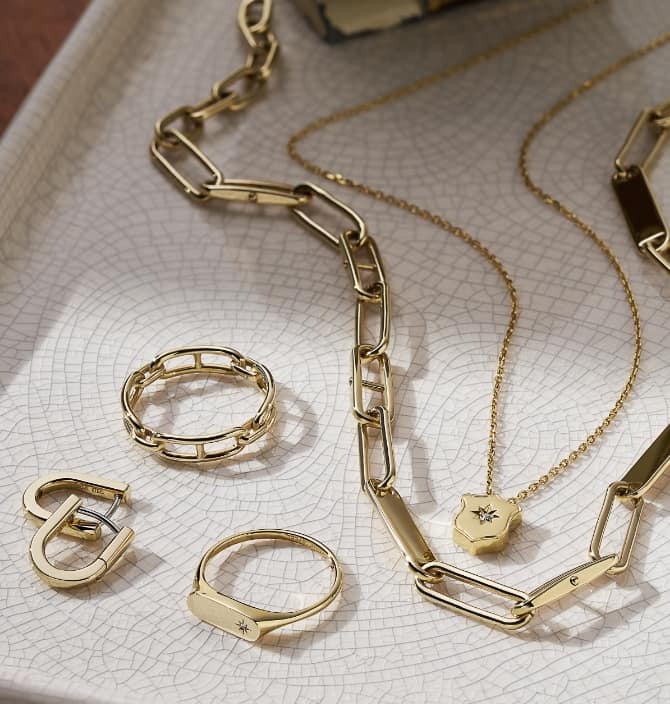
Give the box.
[0,0,669,702]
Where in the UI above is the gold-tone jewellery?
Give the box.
[188,529,343,641]
[22,472,134,588]
[288,0,647,556]
[613,98,670,273]
[122,346,276,463]
[151,0,670,629]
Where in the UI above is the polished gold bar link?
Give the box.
[611,166,668,249]
[613,102,670,272]
[355,283,390,358]
[205,179,309,206]
[365,479,436,576]
[619,423,670,499]
[357,406,396,491]
[589,481,644,575]
[291,182,368,248]
[511,554,618,617]
[351,346,394,425]
[415,561,533,630]
[340,230,387,301]
[151,129,224,200]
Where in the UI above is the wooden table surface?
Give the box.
[0,0,88,134]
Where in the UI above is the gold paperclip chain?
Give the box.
[151,0,670,630]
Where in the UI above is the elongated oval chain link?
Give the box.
[286,0,654,504]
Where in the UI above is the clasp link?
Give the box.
[205,179,309,206]
[511,554,618,617]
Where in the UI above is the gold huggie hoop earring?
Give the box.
[23,471,131,540]
[22,472,134,589]
[188,529,343,641]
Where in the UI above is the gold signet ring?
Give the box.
[188,530,343,641]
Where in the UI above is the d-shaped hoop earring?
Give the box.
[23,471,131,540]
[23,472,134,589]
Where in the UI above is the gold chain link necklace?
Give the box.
[284,0,670,554]
[150,0,670,629]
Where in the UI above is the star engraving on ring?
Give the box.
[472,504,500,524]
[236,620,250,634]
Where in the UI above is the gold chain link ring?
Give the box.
[121,346,277,463]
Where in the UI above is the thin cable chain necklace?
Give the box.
[286,0,654,552]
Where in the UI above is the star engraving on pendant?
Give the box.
[472,504,500,524]
[236,620,250,634]
[453,494,523,555]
